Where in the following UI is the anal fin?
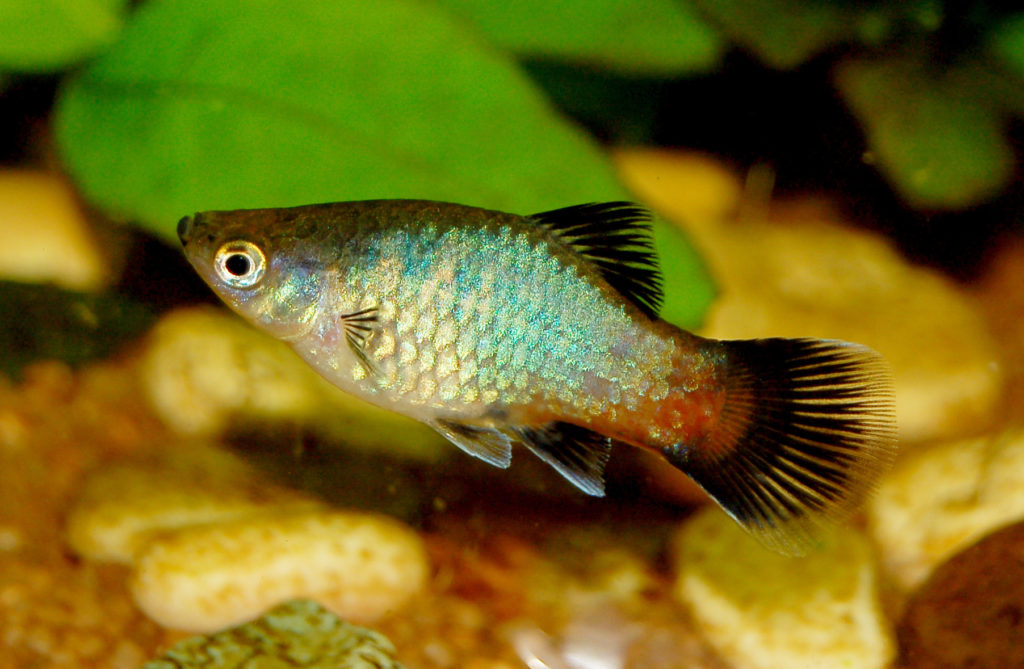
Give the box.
[431,419,513,469]
[514,422,613,497]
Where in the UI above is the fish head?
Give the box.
[178,208,325,340]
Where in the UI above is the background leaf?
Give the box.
[835,57,1014,210]
[990,13,1024,82]
[691,0,851,69]
[54,0,714,328]
[0,0,127,72]
[438,0,722,75]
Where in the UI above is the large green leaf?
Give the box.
[836,58,1013,210]
[54,0,713,328]
[0,0,127,71]
[439,0,722,75]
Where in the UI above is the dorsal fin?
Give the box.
[530,202,663,319]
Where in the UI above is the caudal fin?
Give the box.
[663,338,897,555]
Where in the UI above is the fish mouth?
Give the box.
[177,215,194,244]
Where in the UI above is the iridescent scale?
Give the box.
[301,217,676,426]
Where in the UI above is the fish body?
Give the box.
[179,200,897,553]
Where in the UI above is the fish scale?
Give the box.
[334,220,637,418]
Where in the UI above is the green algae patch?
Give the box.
[142,599,404,668]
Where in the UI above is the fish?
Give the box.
[178,199,897,554]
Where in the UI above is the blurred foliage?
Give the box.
[438,0,722,75]
[836,58,1015,210]
[692,0,856,70]
[991,13,1024,82]
[0,0,1020,350]
[52,0,714,328]
[691,0,1021,210]
[37,0,1023,225]
[0,0,127,72]
[0,281,154,379]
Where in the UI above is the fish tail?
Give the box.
[662,338,897,554]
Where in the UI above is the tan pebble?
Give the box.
[65,446,324,565]
[130,510,429,632]
[139,307,443,460]
[672,507,893,669]
[869,427,1024,590]
[0,170,107,290]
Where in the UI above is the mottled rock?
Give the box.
[898,521,1024,669]
[65,446,324,564]
[131,509,429,633]
[672,507,893,669]
[139,307,443,460]
[143,599,404,668]
[0,170,108,290]
[869,428,1024,590]
[615,149,1003,443]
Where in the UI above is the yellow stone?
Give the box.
[0,170,107,290]
[131,509,429,632]
[672,507,894,669]
[868,428,1024,590]
[65,446,324,565]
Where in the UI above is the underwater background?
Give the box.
[1,1,1023,667]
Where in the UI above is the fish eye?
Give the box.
[214,240,266,288]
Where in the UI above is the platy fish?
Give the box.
[178,200,897,553]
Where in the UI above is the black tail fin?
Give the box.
[663,338,897,555]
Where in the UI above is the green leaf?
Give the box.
[692,0,853,69]
[439,0,722,75]
[0,0,127,72]
[54,0,714,328]
[836,58,1013,210]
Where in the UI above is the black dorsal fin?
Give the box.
[530,202,663,319]
[513,422,613,497]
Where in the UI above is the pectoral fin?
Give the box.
[341,306,380,376]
